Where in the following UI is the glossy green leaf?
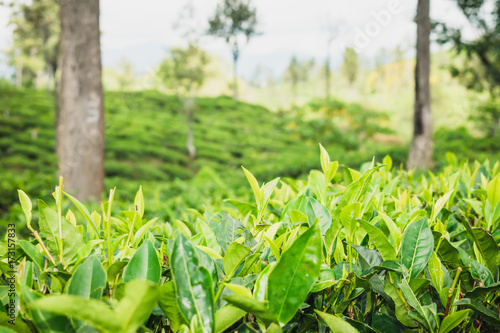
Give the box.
[454,298,500,327]
[340,202,361,236]
[465,281,500,299]
[253,262,276,301]
[225,199,258,217]
[30,295,111,332]
[133,218,158,246]
[470,259,494,287]
[341,166,383,204]
[214,305,246,333]
[352,244,383,273]
[401,218,433,279]
[283,196,332,235]
[17,240,44,271]
[18,190,32,227]
[224,242,250,278]
[266,323,283,333]
[264,236,281,261]
[487,175,500,207]
[20,285,74,333]
[462,224,498,274]
[0,311,30,333]
[198,245,223,260]
[408,304,437,333]
[428,252,444,293]
[383,276,415,327]
[378,211,401,247]
[371,312,403,333]
[225,283,253,298]
[122,240,161,284]
[268,222,322,325]
[439,309,469,333]
[344,317,380,333]
[159,281,185,332]
[114,280,160,332]
[242,166,262,206]
[306,198,332,234]
[67,255,106,299]
[261,177,280,208]
[223,294,276,326]
[171,233,215,333]
[198,219,222,254]
[400,278,433,331]
[383,155,392,171]
[64,191,99,236]
[315,310,359,333]
[38,200,84,264]
[358,219,397,261]
[430,190,454,223]
[215,214,244,254]
[290,209,308,223]
[134,186,145,218]
[107,260,128,285]
[30,280,159,333]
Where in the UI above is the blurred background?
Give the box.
[1,0,499,236]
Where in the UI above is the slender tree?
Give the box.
[208,0,258,100]
[285,56,314,103]
[408,0,432,169]
[285,56,301,98]
[341,47,359,85]
[58,0,104,200]
[157,44,209,163]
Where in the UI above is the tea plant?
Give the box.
[1,147,500,332]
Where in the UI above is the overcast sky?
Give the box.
[0,0,476,79]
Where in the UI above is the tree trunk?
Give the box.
[58,0,104,201]
[408,0,432,170]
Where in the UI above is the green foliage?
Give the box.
[342,47,359,85]
[436,0,500,136]
[157,44,209,96]
[3,148,500,332]
[7,0,59,88]
[284,56,315,96]
[0,86,402,237]
[207,0,258,59]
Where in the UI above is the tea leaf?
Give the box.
[159,281,185,332]
[358,219,397,261]
[171,233,215,333]
[122,240,161,284]
[439,310,469,333]
[67,255,106,299]
[315,310,359,333]
[224,242,250,278]
[401,218,433,279]
[268,222,322,325]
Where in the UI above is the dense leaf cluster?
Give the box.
[1,148,500,332]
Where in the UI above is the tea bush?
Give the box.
[1,147,500,332]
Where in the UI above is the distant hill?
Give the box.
[0,87,402,183]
